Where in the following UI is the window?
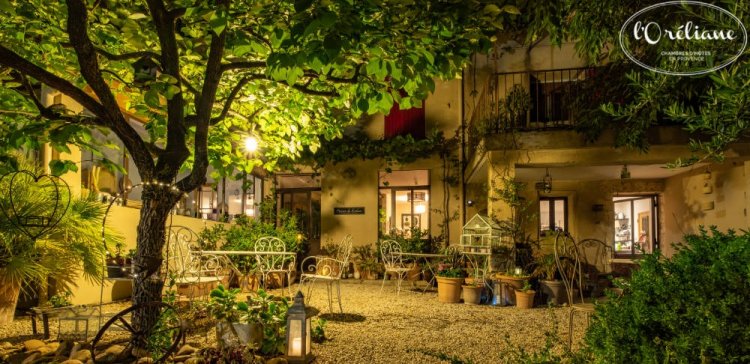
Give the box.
[276,174,321,244]
[613,195,659,256]
[384,100,425,139]
[378,170,430,237]
[539,197,567,232]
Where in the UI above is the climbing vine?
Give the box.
[288,130,458,171]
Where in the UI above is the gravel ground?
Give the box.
[298,279,586,364]
[0,281,586,364]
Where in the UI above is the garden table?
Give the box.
[200,250,296,294]
[399,252,447,292]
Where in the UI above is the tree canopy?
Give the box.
[553,0,750,166]
[0,0,518,186]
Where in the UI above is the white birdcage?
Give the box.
[460,214,503,254]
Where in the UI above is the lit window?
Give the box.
[539,197,567,233]
[378,170,430,237]
[613,195,658,256]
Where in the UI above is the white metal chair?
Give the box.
[299,235,353,312]
[554,231,596,348]
[379,240,412,295]
[254,236,296,298]
[164,226,225,300]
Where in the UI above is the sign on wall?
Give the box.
[334,207,365,215]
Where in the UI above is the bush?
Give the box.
[584,227,750,363]
[202,212,302,271]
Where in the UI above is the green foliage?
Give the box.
[352,243,380,275]
[436,266,466,278]
[198,224,226,251]
[288,130,456,171]
[201,212,301,271]
[197,345,261,364]
[584,227,750,363]
[311,318,326,343]
[542,0,750,165]
[46,290,72,308]
[0,0,513,178]
[380,227,431,254]
[208,284,247,323]
[0,156,118,295]
[246,288,289,355]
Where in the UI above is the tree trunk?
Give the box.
[0,277,21,324]
[131,186,179,347]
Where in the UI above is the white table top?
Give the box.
[200,250,295,256]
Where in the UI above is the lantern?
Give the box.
[285,291,313,363]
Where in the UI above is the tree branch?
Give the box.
[0,45,109,119]
[95,48,161,62]
[210,76,249,125]
[177,0,230,192]
[220,60,266,73]
[146,0,189,180]
[65,0,155,176]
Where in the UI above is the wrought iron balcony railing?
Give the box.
[466,67,596,156]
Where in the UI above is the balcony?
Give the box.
[466,67,595,157]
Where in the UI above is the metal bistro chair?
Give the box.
[299,235,353,312]
[554,231,596,348]
[379,240,412,295]
[577,238,614,298]
[254,236,296,298]
[165,226,225,300]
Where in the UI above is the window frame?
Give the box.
[612,195,659,258]
[539,196,568,234]
[378,169,431,237]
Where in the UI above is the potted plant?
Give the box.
[246,289,289,355]
[531,253,564,305]
[496,268,530,305]
[208,285,263,348]
[462,275,485,305]
[514,281,535,309]
[105,241,128,278]
[436,267,466,303]
[353,244,380,280]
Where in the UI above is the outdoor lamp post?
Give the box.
[286,291,313,363]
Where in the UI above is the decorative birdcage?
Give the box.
[459,214,503,254]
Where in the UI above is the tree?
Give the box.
[0,0,517,344]
[546,0,750,166]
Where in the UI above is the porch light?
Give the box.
[285,291,313,364]
[542,168,552,193]
[244,136,259,152]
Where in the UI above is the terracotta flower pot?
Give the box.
[436,276,464,303]
[515,290,536,309]
[462,285,483,305]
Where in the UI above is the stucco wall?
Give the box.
[68,205,227,305]
[320,155,464,249]
[662,161,750,256]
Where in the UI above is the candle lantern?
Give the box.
[285,291,313,363]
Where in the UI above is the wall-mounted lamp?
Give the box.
[536,168,552,193]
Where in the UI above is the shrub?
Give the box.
[202,212,302,271]
[584,227,750,363]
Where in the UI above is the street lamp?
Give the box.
[244,136,259,153]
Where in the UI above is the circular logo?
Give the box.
[619,1,747,76]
